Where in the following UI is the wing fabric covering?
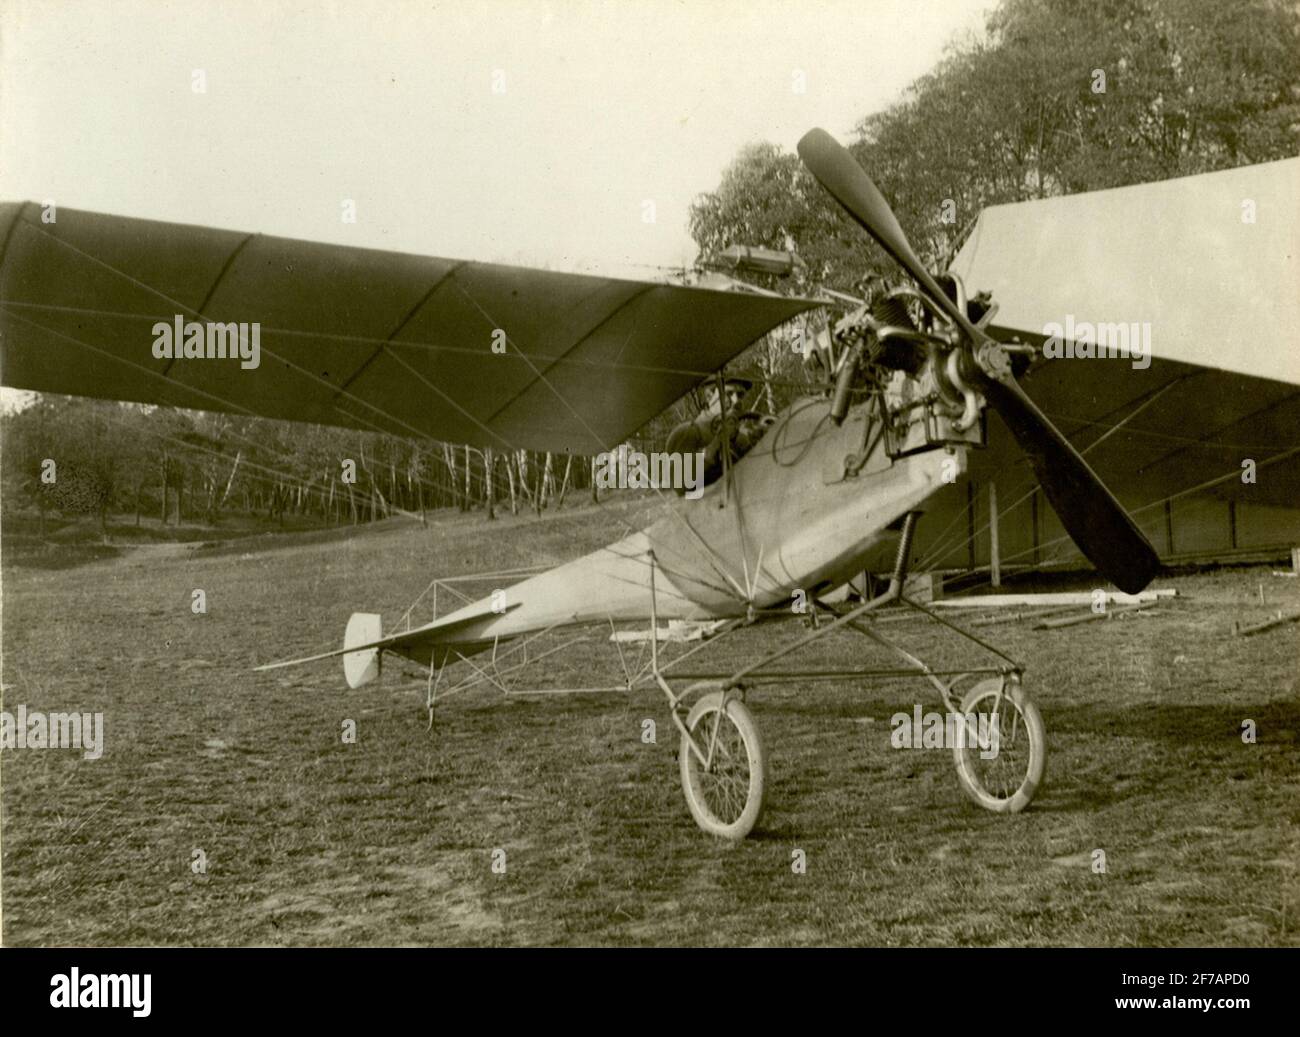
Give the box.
[0,203,816,454]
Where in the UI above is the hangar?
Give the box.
[914,156,1300,580]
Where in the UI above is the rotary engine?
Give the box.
[826,274,1002,458]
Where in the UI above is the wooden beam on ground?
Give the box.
[1232,609,1300,637]
[934,589,1176,609]
[971,605,1079,627]
[1035,602,1151,629]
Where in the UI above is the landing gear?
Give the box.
[678,690,767,840]
[648,511,1048,840]
[951,675,1046,813]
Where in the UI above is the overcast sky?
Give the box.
[1,0,994,278]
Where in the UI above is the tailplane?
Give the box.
[253,598,521,680]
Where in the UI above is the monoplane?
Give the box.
[0,129,1159,838]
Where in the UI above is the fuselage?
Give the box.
[411,393,966,657]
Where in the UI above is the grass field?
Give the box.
[2,500,1297,946]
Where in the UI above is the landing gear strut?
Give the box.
[650,512,1047,840]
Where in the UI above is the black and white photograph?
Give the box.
[0,0,1296,995]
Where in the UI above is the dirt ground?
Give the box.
[2,500,1297,946]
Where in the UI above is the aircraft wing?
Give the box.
[0,202,818,453]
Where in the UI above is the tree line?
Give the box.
[0,394,638,534]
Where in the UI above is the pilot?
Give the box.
[665,378,759,492]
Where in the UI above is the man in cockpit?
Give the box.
[665,378,760,493]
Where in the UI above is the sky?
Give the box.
[0,0,996,280]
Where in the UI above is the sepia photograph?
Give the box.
[0,0,1296,991]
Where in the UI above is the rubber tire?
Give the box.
[679,692,767,840]
[952,677,1046,813]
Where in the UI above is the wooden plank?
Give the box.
[934,589,1176,609]
[971,605,1078,627]
[1232,609,1300,637]
[1035,602,1151,629]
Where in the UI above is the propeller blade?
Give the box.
[798,125,1160,592]
[797,127,972,334]
[978,370,1160,593]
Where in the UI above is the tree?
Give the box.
[691,0,1300,280]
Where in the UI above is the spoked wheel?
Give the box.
[952,676,1046,813]
[678,691,767,840]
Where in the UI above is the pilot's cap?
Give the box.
[704,377,753,404]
